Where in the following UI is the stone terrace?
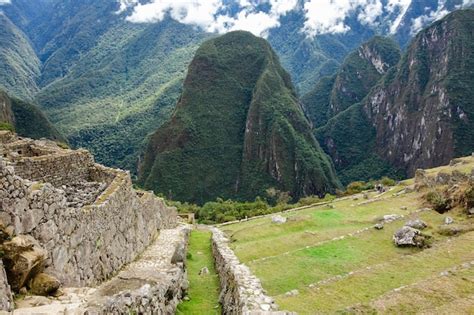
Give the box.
[0,132,180,313]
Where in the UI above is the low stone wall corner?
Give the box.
[211,227,295,314]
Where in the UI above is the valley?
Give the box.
[0,1,473,314]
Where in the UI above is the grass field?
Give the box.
[222,158,474,314]
[177,230,221,314]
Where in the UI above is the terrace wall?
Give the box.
[211,227,292,315]
[0,158,177,287]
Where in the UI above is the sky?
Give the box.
[1,0,470,38]
[117,0,473,38]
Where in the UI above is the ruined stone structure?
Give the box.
[211,227,293,315]
[0,131,182,313]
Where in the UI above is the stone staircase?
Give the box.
[13,225,191,315]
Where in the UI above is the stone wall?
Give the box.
[211,227,292,315]
[11,149,94,187]
[0,260,13,312]
[86,225,191,315]
[0,156,178,287]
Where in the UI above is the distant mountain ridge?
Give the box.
[0,0,471,178]
[310,9,474,184]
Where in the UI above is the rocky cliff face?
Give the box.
[315,9,474,184]
[139,31,340,204]
[365,9,474,176]
[303,36,400,128]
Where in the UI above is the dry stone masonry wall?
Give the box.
[13,225,191,315]
[211,227,293,315]
[0,260,13,312]
[0,132,178,293]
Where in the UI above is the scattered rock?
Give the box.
[382,214,402,223]
[171,242,186,265]
[400,206,408,210]
[405,219,427,230]
[468,208,474,215]
[444,217,454,225]
[393,226,429,248]
[1,235,48,291]
[374,223,384,230]
[28,273,61,296]
[183,296,190,301]
[198,267,209,276]
[284,289,299,297]
[271,215,287,224]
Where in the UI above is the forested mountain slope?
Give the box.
[315,9,474,184]
[138,31,340,204]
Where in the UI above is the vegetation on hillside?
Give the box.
[0,13,40,100]
[139,31,340,204]
[35,19,208,170]
[0,89,63,141]
[310,10,474,184]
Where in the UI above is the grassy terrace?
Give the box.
[177,229,221,314]
[222,160,474,314]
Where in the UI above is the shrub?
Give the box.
[465,185,474,209]
[0,122,14,132]
[380,176,396,186]
[346,181,366,195]
[425,190,450,213]
[56,142,70,149]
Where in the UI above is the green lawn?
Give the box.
[223,189,421,263]
[177,230,221,315]
[222,182,474,314]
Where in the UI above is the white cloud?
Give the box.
[0,0,11,5]
[302,0,395,37]
[387,0,412,34]
[409,0,463,35]
[358,0,383,26]
[118,0,465,38]
[120,0,298,37]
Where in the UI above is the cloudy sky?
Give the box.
[117,0,473,37]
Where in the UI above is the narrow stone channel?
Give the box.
[177,229,221,314]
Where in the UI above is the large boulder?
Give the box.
[1,235,48,291]
[393,226,428,248]
[28,273,61,296]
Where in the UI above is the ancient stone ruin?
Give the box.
[0,131,297,314]
[0,131,187,313]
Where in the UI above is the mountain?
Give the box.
[366,9,474,175]
[0,12,40,100]
[35,18,208,170]
[302,36,401,128]
[0,0,471,174]
[315,9,474,184]
[138,31,340,204]
[0,90,63,141]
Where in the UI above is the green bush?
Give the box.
[380,176,397,186]
[346,181,366,195]
[0,122,14,132]
[465,185,474,209]
[425,190,450,213]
